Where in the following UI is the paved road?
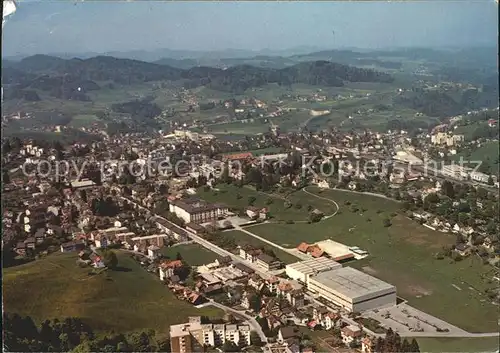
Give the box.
[119,196,500,338]
[231,225,309,262]
[118,196,275,280]
[199,300,268,343]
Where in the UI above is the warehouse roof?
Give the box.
[311,267,395,300]
[286,257,341,275]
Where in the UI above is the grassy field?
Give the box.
[198,184,337,221]
[223,230,300,264]
[68,114,102,128]
[246,187,498,332]
[161,244,220,266]
[3,251,223,333]
[452,141,500,164]
[416,337,500,353]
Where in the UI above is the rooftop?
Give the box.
[311,267,395,300]
[170,197,226,214]
[286,257,341,275]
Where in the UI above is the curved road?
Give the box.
[302,187,340,219]
[119,196,500,338]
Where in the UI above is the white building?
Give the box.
[170,318,250,352]
[307,267,397,312]
[341,325,363,346]
[441,164,471,180]
[169,197,228,224]
[285,257,342,285]
[147,245,161,260]
[470,171,491,184]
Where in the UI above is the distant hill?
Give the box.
[2,54,393,98]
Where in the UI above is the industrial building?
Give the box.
[308,267,397,312]
[285,257,342,284]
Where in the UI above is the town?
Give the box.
[2,1,499,352]
[3,108,499,352]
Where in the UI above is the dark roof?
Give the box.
[257,253,278,264]
[232,262,254,274]
[170,275,181,283]
[279,326,299,339]
[186,222,205,231]
[35,228,46,237]
[61,240,84,248]
[171,197,227,214]
[455,243,469,251]
[218,255,232,265]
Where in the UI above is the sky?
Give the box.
[2,1,498,57]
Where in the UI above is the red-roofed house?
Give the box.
[222,152,254,162]
[297,242,310,253]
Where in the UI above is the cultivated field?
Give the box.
[3,251,223,333]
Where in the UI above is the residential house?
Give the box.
[455,243,471,257]
[246,206,269,220]
[231,262,254,275]
[239,246,262,263]
[362,337,375,353]
[147,245,161,260]
[266,276,280,294]
[24,237,36,250]
[159,260,183,281]
[15,242,27,257]
[94,236,109,249]
[341,325,362,346]
[278,326,300,344]
[296,243,324,258]
[256,253,282,271]
[248,274,265,291]
[90,253,105,268]
[60,241,85,253]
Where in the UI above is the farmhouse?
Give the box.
[307,267,397,312]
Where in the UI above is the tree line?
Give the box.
[4,313,171,352]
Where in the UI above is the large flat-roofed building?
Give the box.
[286,257,342,284]
[170,317,250,353]
[169,197,228,224]
[308,267,396,312]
